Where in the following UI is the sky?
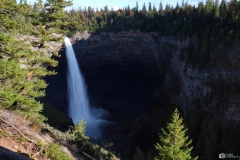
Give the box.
[65,0,204,10]
[24,0,204,10]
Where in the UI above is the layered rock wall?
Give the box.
[45,30,240,126]
[70,31,240,126]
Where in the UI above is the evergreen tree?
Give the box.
[40,0,73,32]
[148,2,152,12]
[219,0,227,19]
[154,108,197,160]
[181,0,185,9]
[158,1,164,16]
[142,3,147,15]
[136,1,139,11]
[0,0,71,122]
[153,4,157,14]
[132,146,145,160]
[67,120,89,148]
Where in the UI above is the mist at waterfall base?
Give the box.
[65,37,110,139]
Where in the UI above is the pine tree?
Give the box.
[158,1,164,16]
[135,1,139,12]
[67,120,89,148]
[132,146,145,160]
[39,0,73,32]
[154,108,197,160]
[0,0,69,122]
[148,2,152,12]
[142,3,147,15]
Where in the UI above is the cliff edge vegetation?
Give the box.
[0,0,119,159]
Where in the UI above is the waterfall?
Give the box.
[65,37,109,139]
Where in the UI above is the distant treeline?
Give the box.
[66,0,239,41]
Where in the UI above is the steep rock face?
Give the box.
[71,31,161,76]
[69,31,163,121]
[161,38,240,126]
[45,31,240,127]
[72,31,240,124]
[158,37,212,111]
[224,95,240,125]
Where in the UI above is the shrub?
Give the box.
[45,143,71,160]
[67,120,89,149]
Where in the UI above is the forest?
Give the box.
[67,0,239,40]
[66,0,240,68]
[66,2,240,159]
[0,0,240,159]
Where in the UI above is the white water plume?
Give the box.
[65,37,109,139]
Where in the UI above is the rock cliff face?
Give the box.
[159,38,240,126]
[43,31,240,159]
[71,31,240,126]
[71,31,160,76]
[69,31,163,121]
[45,31,240,127]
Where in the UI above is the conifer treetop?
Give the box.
[154,108,197,160]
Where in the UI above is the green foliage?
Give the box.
[0,0,71,122]
[45,142,71,160]
[185,105,240,160]
[37,140,45,148]
[65,0,240,40]
[0,1,119,159]
[64,120,118,159]
[32,0,73,34]
[0,40,47,121]
[194,118,240,160]
[112,97,174,159]
[16,137,27,142]
[90,143,119,160]
[154,108,197,160]
[65,0,240,69]
[0,130,11,137]
[67,120,89,148]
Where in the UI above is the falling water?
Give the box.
[65,37,109,139]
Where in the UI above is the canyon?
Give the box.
[44,31,240,159]
[45,31,240,125]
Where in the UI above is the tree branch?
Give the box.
[1,8,23,18]
[2,9,14,15]
[0,44,11,56]
[0,117,37,144]
[81,151,96,160]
